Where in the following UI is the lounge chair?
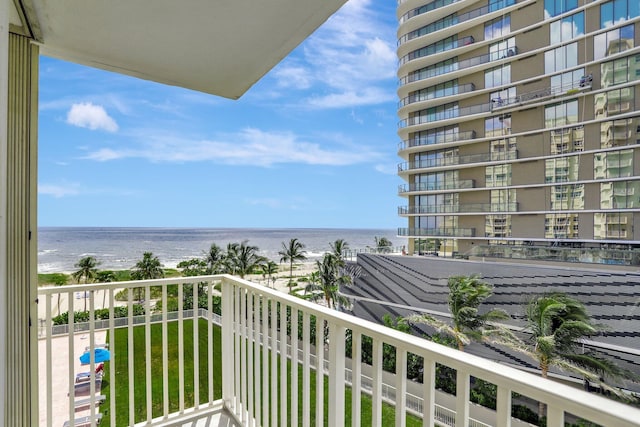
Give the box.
[62,413,102,427]
[74,395,106,409]
[75,371,103,383]
[69,379,102,397]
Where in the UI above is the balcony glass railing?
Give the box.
[398,131,476,151]
[398,83,475,108]
[37,275,640,427]
[398,150,518,171]
[398,227,476,237]
[399,46,518,87]
[398,0,518,46]
[398,180,475,192]
[399,0,461,24]
[491,77,592,110]
[399,103,492,129]
[399,36,475,66]
[398,202,519,214]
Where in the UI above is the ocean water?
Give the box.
[38,227,405,273]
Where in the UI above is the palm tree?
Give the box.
[262,260,279,287]
[204,242,224,274]
[406,275,510,351]
[226,240,264,279]
[96,270,116,309]
[304,253,351,309]
[49,273,68,315]
[374,236,393,253]
[279,238,307,294]
[329,239,349,265]
[131,252,164,301]
[73,256,100,311]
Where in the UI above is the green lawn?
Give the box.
[102,319,423,426]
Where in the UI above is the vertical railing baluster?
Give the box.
[234,285,241,413]
[127,288,134,426]
[254,293,262,427]
[496,385,511,427]
[193,281,200,410]
[395,348,407,427]
[455,371,469,427]
[351,330,362,427]
[371,338,383,427]
[279,302,287,427]
[240,288,247,424]
[270,298,278,427]
[145,285,152,422]
[327,321,345,426]
[261,294,269,426]
[45,293,52,427]
[302,313,310,427]
[315,316,324,425]
[221,278,235,413]
[88,291,96,425]
[207,280,214,404]
[247,290,254,424]
[178,283,185,413]
[109,288,115,427]
[67,291,75,426]
[290,307,299,426]
[546,404,564,427]
[422,358,435,427]
[162,284,169,418]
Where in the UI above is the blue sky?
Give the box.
[37,0,402,229]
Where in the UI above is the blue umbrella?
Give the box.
[79,348,111,364]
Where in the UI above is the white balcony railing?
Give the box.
[38,276,640,427]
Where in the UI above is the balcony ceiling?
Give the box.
[9,0,347,99]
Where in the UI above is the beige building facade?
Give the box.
[396,0,640,265]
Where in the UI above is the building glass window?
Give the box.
[600,180,640,209]
[545,156,580,183]
[550,69,584,93]
[407,14,458,42]
[414,170,460,190]
[486,164,512,187]
[594,212,633,239]
[407,36,459,62]
[599,115,640,148]
[410,80,459,103]
[544,42,578,74]
[600,0,640,29]
[544,0,578,18]
[594,25,634,60]
[415,148,459,168]
[485,15,510,41]
[545,100,578,128]
[550,11,584,44]
[489,0,516,13]
[594,149,634,179]
[407,58,458,83]
[550,126,584,154]
[595,87,635,120]
[545,213,580,238]
[600,53,640,88]
[412,126,460,146]
[489,37,516,61]
[485,65,511,88]
[485,114,511,137]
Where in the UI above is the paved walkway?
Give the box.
[39,331,107,427]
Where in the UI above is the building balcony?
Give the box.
[398,0,462,25]
[398,131,476,152]
[398,202,518,214]
[398,227,476,237]
[397,0,517,47]
[398,83,475,109]
[398,180,475,194]
[398,46,518,87]
[398,103,491,129]
[490,77,592,112]
[37,275,640,427]
[399,36,475,67]
[397,150,518,171]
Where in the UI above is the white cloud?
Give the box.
[270,0,396,109]
[39,183,81,198]
[66,102,119,132]
[82,128,382,167]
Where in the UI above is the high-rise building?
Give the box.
[396,0,640,264]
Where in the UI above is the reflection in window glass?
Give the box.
[594,212,632,239]
[545,100,579,128]
[544,0,578,18]
[551,69,584,93]
[594,25,634,60]
[485,15,510,40]
[545,43,578,73]
[485,65,511,88]
[550,12,584,44]
[594,149,634,179]
[489,37,516,61]
[485,115,512,138]
[599,115,640,148]
[600,0,639,28]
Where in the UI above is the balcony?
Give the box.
[399,46,518,87]
[37,276,640,427]
[398,0,462,25]
[398,227,476,237]
[398,151,518,171]
[398,103,491,129]
[398,202,519,214]
[398,83,475,109]
[398,131,476,151]
[490,77,592,112]
[399,36,475,67]
[398,180,476,194]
